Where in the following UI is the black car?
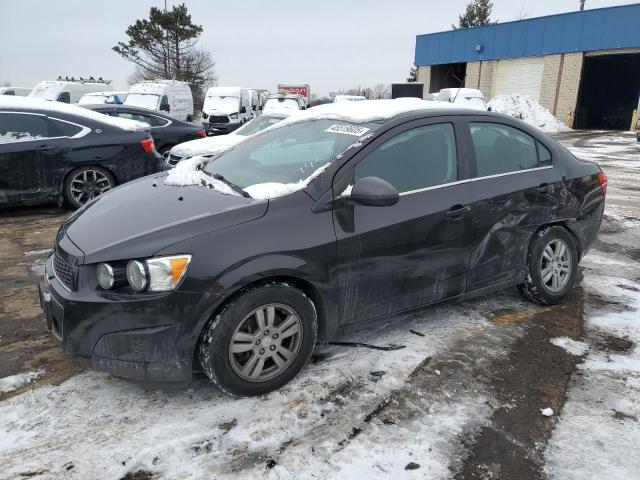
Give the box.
[83,104,206,155]
[39,103,606,396]
[0,97,161,209]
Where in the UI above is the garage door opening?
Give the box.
[429,63,466,93]
[575,53,640,130]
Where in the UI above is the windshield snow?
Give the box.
[203,119,370,191]
[204,95,239,112]
[125,93,160,110]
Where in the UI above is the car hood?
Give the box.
[64,174,267,264]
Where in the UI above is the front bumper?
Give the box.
[39,254,220,384]
[204,121,240,135]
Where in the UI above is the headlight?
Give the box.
[127,260,148,292]
[97,263,114,289]
[126,255,191,292]
[97,263,127,290]
[230,113,238,120]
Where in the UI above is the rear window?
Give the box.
[50,118,84,137]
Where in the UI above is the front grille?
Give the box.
[210,116,229,124]
[53,252,74,291]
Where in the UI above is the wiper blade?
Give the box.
[209,173,252,198]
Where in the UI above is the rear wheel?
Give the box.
[518,226,578,305]
[63,166,115,208]
[198,282,317,396]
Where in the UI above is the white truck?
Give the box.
[0,87,32,97]
[78,91,129,105]
[277,83,310,106]
[125,80,194,122]
[29,77,113,104]
[202,86,253,135]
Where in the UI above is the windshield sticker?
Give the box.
[325,124,370,136]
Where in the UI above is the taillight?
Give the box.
[597,171,608,196]
[196,129,206,138]
[140,138,154,153]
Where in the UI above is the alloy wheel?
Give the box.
[540,239,572,293]
[228,303,303,382]
[70,169,112,205]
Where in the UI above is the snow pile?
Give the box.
[169,133,245,159]
[488,94,570,132]
[0,96,148,132]
[244,163,330,200]
[163,156,239,196]
[0,371,44,394]
[550,337,589,356]
[540,407,554,417]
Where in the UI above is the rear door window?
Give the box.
[50,118,84,137]
[355,123,458,193]
[0,113,52,143]
[470,122,539,177]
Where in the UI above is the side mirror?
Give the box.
[240,106,247,114]
[202,112,208,119]
[349,176,399,207]
[487,106,492,112]
[160,103,170,112]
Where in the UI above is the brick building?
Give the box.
[414,4,640,130]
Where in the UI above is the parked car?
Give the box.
[39,99,605,396]
[263,93,306,114]
[201,86,253,135]
[78,91,129,105]
[29,77,112,104]
[0,87,32,96]
[0,97,161,208]
[334,95,366,103]
[436,88,488,110]
[125,80,194,122]
[165,112,289,167]
[83,104,206,155]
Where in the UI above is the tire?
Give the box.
[518,226,578,305]
[63,166,115,209]
[198,282,317,396]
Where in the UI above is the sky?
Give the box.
[0,0,637,97]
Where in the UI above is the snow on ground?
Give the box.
[0,292,525,479]
[550,337,589,356]
[0,96,148,132]
[488,94,570,132]
[0,370,44,394]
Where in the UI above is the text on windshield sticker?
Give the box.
[325,124,370,136]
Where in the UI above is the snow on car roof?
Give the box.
[0,96,148,132]
[271,98,457,130]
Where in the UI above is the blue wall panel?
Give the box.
[415,4,640,66]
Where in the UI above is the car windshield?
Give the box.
[204,95,239,111]
[235,116,284,136]
[203,119,372,189]
[126,93,160,110]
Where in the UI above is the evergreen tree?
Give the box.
[113,3,216,111]
[453,0,495,29]
[407,65,418,83]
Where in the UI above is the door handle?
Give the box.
[35,144,55,151]
[445,204,471,218]
[535,183,552,194]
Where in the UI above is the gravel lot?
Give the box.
[0,131,638,480]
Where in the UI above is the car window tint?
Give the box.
[145,115,169,127]
[538,142,552,165]
[117,112,148,124]
[470,123,538,177]
[50,119,83,137]
[0,113,51,143]
[355,123,458,193]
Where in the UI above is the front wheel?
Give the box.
[63,166,115,209]
[198,282,317,396]
[518,226,578,305]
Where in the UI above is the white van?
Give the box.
[0,87,32,97]
[202,86,253,134]
[29,78,113,104]
[247,89,268,118]
[78,91,129,105]
[125,80,194,122]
